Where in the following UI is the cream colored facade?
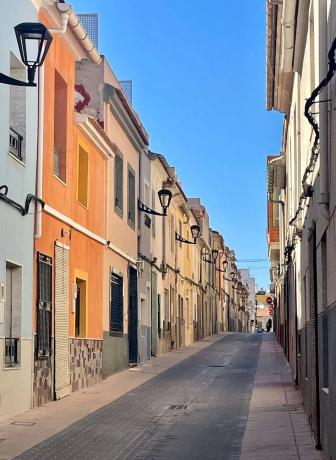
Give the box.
[266,1,336,456]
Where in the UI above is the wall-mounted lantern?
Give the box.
[138,189,172,216]
[176,224,200,245]
[203,249,219,264]
[0,23,52,87]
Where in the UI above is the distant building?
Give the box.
[78,13,98,49]
[120,80,133,104]
[239,269,256,331]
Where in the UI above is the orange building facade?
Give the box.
[33,6,108,406]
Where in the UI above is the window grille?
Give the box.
[37,252,52,358]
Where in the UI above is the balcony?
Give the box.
[9,127,24,161]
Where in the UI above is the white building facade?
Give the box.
[0,0,40,421]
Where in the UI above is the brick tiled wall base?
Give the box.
[33,356,53,408]
[70,339,102,393]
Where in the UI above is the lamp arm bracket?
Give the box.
[0,73,36,87]
[175,232,195,245]
[138,199,165,216]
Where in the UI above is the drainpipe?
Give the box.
[281,0,297,73]
[318,0,329,218]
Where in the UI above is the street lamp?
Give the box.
[138,189,172,216]
[203,249,219,264]
[0,23,52,87]
[176,224,200,245]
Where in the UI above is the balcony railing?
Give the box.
[9,127,24,161]
[5,337,19,367]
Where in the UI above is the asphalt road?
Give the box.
[16,333,262,460]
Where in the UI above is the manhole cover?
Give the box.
[11,421,36,426]
[208,365,229,368]
[82,391,101,395]
[168,404,188,410]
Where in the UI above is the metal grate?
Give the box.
[5,337,19,366]
[9,127,23,161]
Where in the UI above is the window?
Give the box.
[9,52,26,162]
[158,294,161,338]
[37,253,52,358]
[152,190,156,238]
[110,273,123,334]
[170,215,175,252]
[164,289,170,331]
[115,155,123,214]
[75,278,87,337]
[77,146,89,207]
[5,262,22,367]
[322,315,329,390]
[186,298,190,329]
[179,220,182,248]
[54,71,67,182]
[127,165,135,225]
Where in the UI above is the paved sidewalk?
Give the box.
[0,334,225,460]
[240,334,322,460]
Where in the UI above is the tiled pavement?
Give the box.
[0,332,323,460]
[240,334,323,460]
[15,333,260,460]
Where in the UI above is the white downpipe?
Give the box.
[281,0,297,72]
[318,0,330,213]
[35,65,44,238]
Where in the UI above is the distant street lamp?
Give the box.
[203,249,219,264]
[0,23,52,86]
[138,189,172,216]
[176,224,200,245]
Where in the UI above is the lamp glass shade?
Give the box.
[223,260,228,269]
[190,224,200,240]
[14,22,52,71]
[158,189,172,211]
[212,249,219,262]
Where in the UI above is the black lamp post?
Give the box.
[138,189,172,216]
[176,224,200,245]
[0,23,52,87]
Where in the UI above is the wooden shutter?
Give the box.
[308,228,320,446]
[115,155,123,212]
[54,243,70,399]
[110,273,123,333]
[128,168,135,223]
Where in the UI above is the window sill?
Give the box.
[53,174,67,186]
[128,219,135,230]
[77,200,89,210]
[109,331,123,338]
[114,206,123,219]
[8,151,25,166]
[4,365,21,371]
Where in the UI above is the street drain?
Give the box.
[208,365,229,368]
[168,404,188,410]
[11,421,36,426]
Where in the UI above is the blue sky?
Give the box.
[71,0,283,288]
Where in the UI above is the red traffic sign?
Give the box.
[266,296,273,305]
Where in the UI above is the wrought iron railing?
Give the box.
[5,337,19,367]
[9,127,23,161]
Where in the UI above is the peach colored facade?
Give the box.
[33,9,106,406]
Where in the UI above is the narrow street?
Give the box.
[15,334,259,460]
